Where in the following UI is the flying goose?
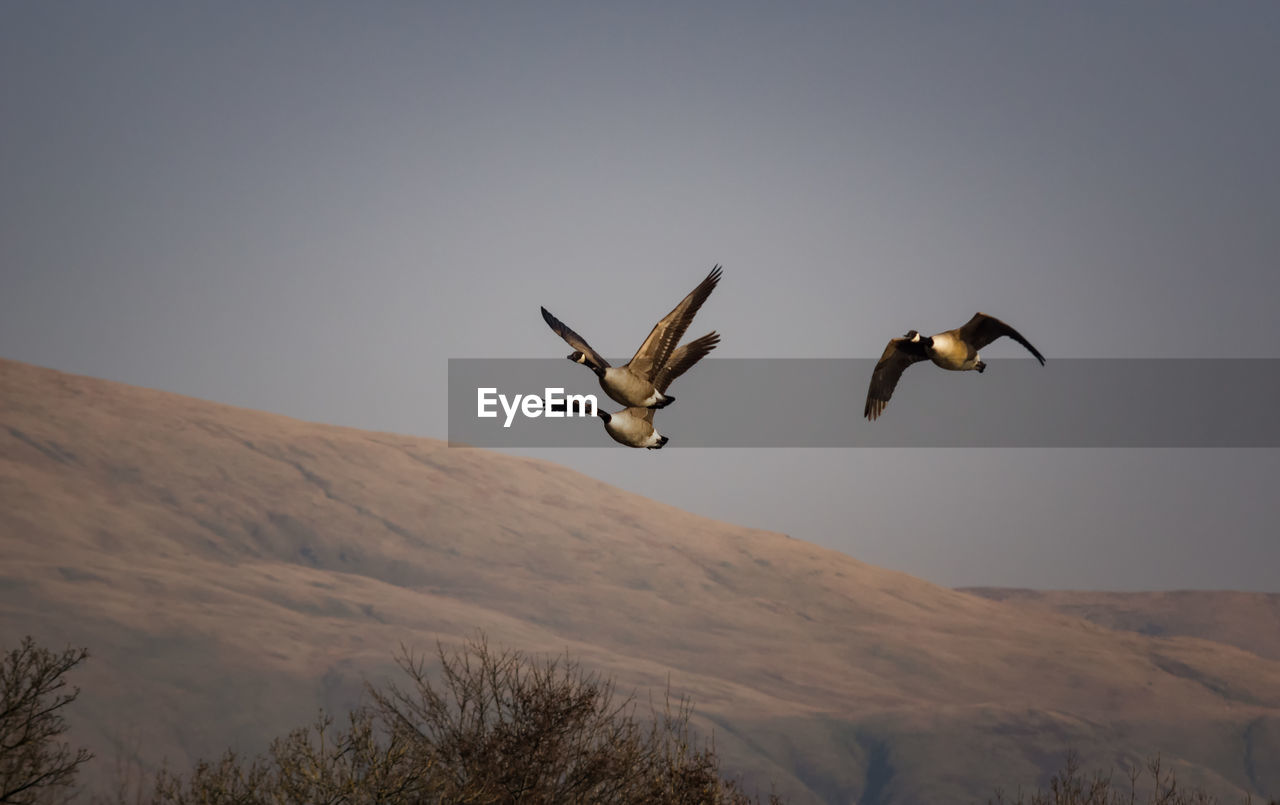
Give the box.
[552,332,721,448]
[864,312,1046,421]
[540,265,722,409]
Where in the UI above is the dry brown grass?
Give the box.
[961,588,1280,662]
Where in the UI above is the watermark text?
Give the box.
[476,387,598,427]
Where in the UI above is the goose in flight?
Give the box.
[552,332,720,448]
[541,265,722,409]
[864,312,1046,421]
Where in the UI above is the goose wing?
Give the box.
[623,406,656,426]
[541,307,611,369]
[627,265,723,380]
[958,312,1046,364]
[864,337,929,421]
[652,331,720,393]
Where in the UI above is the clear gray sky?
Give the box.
[3,2,1277,590]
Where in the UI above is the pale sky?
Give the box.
[2,2,1278,590]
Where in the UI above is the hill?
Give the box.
[2,357,1278,803]
[961,588,1280,661]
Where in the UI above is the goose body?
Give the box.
[599,407,669,449]
[864,312,1045,421]
[925,330,981,371]
[597,367,668,409]
[541,265,722,409]
[552,332,720,448]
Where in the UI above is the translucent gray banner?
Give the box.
[448,359,1280,447]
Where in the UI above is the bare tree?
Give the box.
[366,635,734,803]
[0,637,93,804]
[152,634,780,804]
[151,750,273,805]
[151,701,428,803]
[261,709,421,804]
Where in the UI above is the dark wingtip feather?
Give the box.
[865,400,882,421]
[540,306,568,336]
[1023,340,1047,365]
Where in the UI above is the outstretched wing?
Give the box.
[652,331,720,393]
[958,312,1046,365]
[864,337,929,421]
[627,265,723,380]
[541,307,611,369]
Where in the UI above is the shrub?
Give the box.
[990,750,1278,805]
[152,634,780,804]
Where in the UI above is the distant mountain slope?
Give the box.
[2,357,1278,804]
[961,588,1280,661]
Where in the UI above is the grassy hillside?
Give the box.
[2,357,1278,803]
[962,588,1280,661]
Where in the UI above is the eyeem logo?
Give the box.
[477,387,598,428]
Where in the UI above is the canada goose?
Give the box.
[864,312,1046,421]
[541,265,722,409]
[551,332,720,448]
